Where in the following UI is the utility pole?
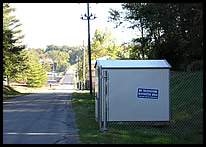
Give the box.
[81,3,97,97]
[83,40,85,91]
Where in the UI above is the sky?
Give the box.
[10,3,138,49]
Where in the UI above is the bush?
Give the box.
[187,60,203,71]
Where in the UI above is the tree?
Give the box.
[68,46,82,65]
[3,3,26,81]
[109,3,203,70]
[26,54,48,87]
[45,50,58,62]
[56,52,70,72]
[35,48,45,54]
[26,62,48,87]
[10,49,48,87]
[44,61,52,72]
[91,28,122,60]
[9,49,29,83]
[45,44,60,52]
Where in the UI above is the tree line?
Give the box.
[109,3,203,70]
[3,3,47,87]
[3,3,80,87]
[3,3,203,88]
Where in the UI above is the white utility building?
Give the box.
[94,60,171,130]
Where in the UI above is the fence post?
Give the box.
[103,70,108,132]
[98,66,102,130]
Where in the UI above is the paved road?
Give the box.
[3,67,79,144]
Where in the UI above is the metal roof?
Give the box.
[95,60,171,69]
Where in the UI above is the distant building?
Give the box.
[40,57,53,64]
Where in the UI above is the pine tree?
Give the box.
[10,49,29,82]
[3,3,26,80]
[11,49,48,87]
[26,54,48,87]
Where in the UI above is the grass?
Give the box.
[3,85,55,100]
[3,85,31,100]
[71,71,203,144]
[12,85,56,92]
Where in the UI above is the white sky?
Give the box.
[10,3,138,49]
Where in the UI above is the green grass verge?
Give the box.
[3,85,31,100]
[72,71,203,144]
[72,92,119,144]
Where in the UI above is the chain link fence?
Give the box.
[106,71,203,143]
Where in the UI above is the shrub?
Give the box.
[187,60,203,71]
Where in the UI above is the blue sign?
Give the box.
[137,88,158,99]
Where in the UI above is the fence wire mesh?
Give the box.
[106,71,203,143]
